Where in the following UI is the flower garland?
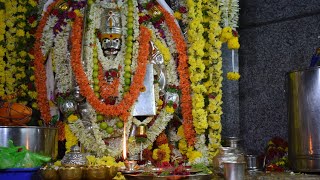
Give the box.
[148,25,178,86]
[0,5,6,98]
[4,1,18,99]
[157,5,196,146]
[219,0,241,81]
[219,0,239,29]
[0,0,38,106]
[186,0,208,136]
[34,0,60,124]
[203,0,223,158]
[128,105,174,156]
[53,24,73,93]
[132,116,153,126]
[65,123,78,152]
[70,16,151,121]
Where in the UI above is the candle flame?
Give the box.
[123,121,127,160]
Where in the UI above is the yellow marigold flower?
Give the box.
[65,124,78,152]
[28,91,37,99]
[86,155,97,166]
[67,114,78,123]
[227,37,240,49]
[31,21,37,28]
[16,29,25,37]
[26,32,30,38]
[158,144,171,162]
[0,46,5,57]
[16,15,25,20]
[227,72,240,81]
[32,102,38,109]
[18,22,26,28]
[17,5,27,13]
[174,11,182,20]
[6,20,14,28]
[152,149,159,160]
[54,160,62,167]
[177,125,185,138]
[178,138,188,155]
[7,43,15,51]
[74,10,82,17]
[220,27,233,42]
[208,114,221,122]
[165,106,175,114]
[157,99,163,106]
[29,53,34,59]
[19,0,27,4]
[30,75,35,81]
[28,0,37,7]
[186,150,202,163]
[113,172,126,180]
[19,51,27,57]
[128,136,135,143]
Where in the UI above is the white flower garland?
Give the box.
[53,24,73,93]
[219,0,239,29]
[128,107,174,156]
[41,15,57,56]
[148,25,179,86]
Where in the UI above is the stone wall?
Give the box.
[235,0,320,154]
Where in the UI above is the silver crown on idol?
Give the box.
[100,8,122,56]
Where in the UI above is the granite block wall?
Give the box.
[235,0,320,154]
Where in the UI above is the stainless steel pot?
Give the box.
[0,126,58,160]
[287,67,320,172]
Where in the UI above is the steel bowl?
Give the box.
[0,126,58,160]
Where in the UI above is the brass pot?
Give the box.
[40,168,58,180]
[106,166,118,179]
[58,167,83,180]
[85,166,107,180]
[84,166,118,180]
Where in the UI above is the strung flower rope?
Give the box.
[70,16,151,121]
[0,7,6,98]
[186,0,208,135]
[34,0,60,124]
[204,0,223,157]
[219,0,239,29]
[157,5,195,146]
[98,63,120,100]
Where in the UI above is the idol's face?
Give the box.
[101,38,121,55]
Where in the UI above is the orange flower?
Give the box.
[98,63,120,99]
[158,5,195,146]
[156,132,168,146]
[57,121,65,141]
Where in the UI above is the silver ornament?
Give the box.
[73,86,85,102]
[59,99,77,115]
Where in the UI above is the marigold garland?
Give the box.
[203,0,223,158]
[0,7,6,98]
[186,0,208,135]
[33,0,60,124]
[158,5,196,146]
[70,15,151,121]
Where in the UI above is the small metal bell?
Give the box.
[136,125,147,137]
